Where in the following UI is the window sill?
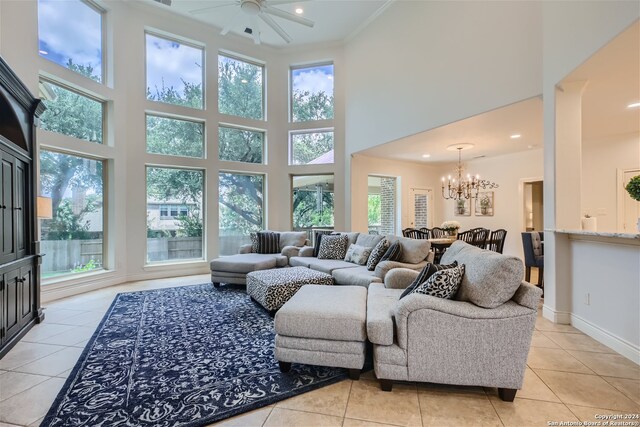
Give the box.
[143,259,207,271]
[42,268,115,287]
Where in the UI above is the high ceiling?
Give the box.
[144,0,391,47]
[358,97,544,164]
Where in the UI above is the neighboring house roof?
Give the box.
[308,149,334,165]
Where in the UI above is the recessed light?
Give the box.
[39,50,48,55]
[422,154,431,158]
[241,79,248,84]
[510,134,521,139]
[627,101,640,109]
[295,8,303,14]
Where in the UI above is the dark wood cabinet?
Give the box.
[0,56,44,358]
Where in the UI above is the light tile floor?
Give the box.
[0,274,638,427]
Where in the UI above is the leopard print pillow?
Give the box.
[317,234,349,260]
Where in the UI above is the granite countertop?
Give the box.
[551,229,640,239]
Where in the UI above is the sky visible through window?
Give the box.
[146,33,204,109]
[292,64,333,95]
[38,0,103,82]
[291,64,334,121]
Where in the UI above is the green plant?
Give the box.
[625,175,640,201]
[480,195,491,208]
[71,259,99,273]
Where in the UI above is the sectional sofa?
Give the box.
[209,231,434,287]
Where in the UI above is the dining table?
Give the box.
[428,237,457,263]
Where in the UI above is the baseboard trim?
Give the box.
[570,313,640,365]
[542,305,572,324]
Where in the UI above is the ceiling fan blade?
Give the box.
[259,12,292,43]
[221,10,242,35]
[250,15,261,44]
[189,1,237,14]
[267,0,310,5]
[262,5,314,27]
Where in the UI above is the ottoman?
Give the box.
[274,285,368,380]
[246,266,333,312]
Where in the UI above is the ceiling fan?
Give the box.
[187,0,315,44]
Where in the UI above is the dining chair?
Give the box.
[486,229,507,253]
[419,228,432,239]
[430,227,446,239]
[402,228,420,238]
[457,230,474,244]
[521,232,544,288]
[472,228,490,248]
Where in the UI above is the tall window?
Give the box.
[291,63,334,122]
[368,176,397,235]
[218,54,264,120]
[146,115,204,158]
[146,33,204,109]
[290,130,334,165]
[219,173,264,255]
[39,80,104,144]
[37,0,103,83]
[219,126,264,164]
[39,151,104,278]
[292,175,334,232]
[146,167,204,263]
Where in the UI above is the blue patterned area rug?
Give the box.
[41,284,347,427]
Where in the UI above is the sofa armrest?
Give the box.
[384,268,419,289]
[393,294,536,349]
[512,281,543,310]
[239,244,253,254]
[375,260,427,280]
[297,246,314,257]
[281,245,302,259]
[366,283,400,346]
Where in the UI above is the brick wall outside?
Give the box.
[380,177,396,235]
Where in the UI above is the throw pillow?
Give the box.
[400,261,458,299]
[313,232,329,257]
[317,234,349,260]
[411,264,466,299]
[344,244,373,265]
[256,231,280,254]
[379,241,402,264]
[250,232,259,253]
[367,239,389,271]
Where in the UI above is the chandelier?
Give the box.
[441,146,498,200]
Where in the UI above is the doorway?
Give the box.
[523,180,544,231]
[619,169,640,232]
[409,188,433,230]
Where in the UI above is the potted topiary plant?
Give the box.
[625,175,640,232]
[479,195,491,215]
[457,199,466,215]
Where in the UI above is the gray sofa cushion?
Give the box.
[332,265,382,287]
[289,256,311,268]
[210,253,279,273]
[441,241,524,309]
[307,258,359,275]
[275,285,367,342]
[355,233,384,248]
[366,283,402,345]
[388,236,432,264]
[375,260,429,280]
[279,231,307,251]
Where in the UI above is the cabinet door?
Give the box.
[0,154,15,264]
[19,264,33,324]
[14,158,27,259]
[2,268,20,340]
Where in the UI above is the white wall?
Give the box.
[0,0,346,300]
[437,149,544,259]
[344,1,542,156]
[350,154,442,234]
[582,132,640,232]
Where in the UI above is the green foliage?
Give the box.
[147,80,203,109]
[146,115,204,158]
[219,126,263,163]
[292,90,334,122]
[368,194,381,226]
[291,131,333,165]
[176,211,203,237]
[71,259,99,273]
[43,197,99,240]
[626,175,640,201]
[218,56,263,120]
[40,61,102,144]
[292,189,334,228]
[219,173,264,235]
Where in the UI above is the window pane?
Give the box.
[218,55,264,120]
[39,81,103,144]
[292,175,334,235]
[219,126,264,164]
[146,115,204,158]
[290,131,334,165]
[39,151,104,278]
[146,34,204,109]
[367,176,396,235]
[219,172,264,255]
[291,64,334,122]
[146,167,204,263]
[38,0,103,82]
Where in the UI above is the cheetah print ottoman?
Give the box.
[246,267,334,312]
